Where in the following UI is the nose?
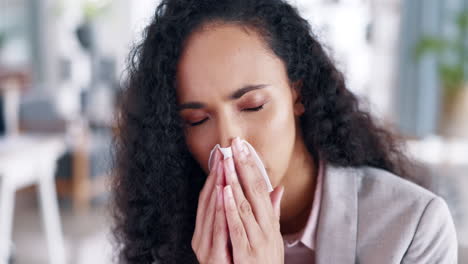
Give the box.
[217,113,241,148]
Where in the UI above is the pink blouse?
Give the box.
[282,159,324,263]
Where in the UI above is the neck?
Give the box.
[279,134,318,235]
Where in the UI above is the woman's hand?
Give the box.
[192,149,232,264]
[222,137,285,264]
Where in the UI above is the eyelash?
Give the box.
[188,104,265,127]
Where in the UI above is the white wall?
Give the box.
[291,0,401,123]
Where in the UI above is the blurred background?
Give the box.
[0,0,466,263]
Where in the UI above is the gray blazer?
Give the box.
[315,164,458,264]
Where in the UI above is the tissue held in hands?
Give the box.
[208,139,274,192]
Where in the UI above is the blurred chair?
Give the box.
[0,135,67,264]
[0,70,66,264]
[19,93,113,213]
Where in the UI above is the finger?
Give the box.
[193,150,221,246]
[215,151,225,186]
[212,185,230,258]
[231,137,273,231]
[197,159,223,250]
[196,180,218,254]
[198,149,221,211]
[223,185,250,253]
[224,158,262,245]
[269,185,285,220]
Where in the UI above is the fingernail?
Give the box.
[280,186,285,199]
[216,159,223,184]
[224,185,235,208]
[234,137,244,153]
[242,141,249,155]
[223,158,236,184]
[225,185,233,198]
[234,138,247,161]
[211,149,220,172]
[217,158,224,175]
[213,154,219,171]
[224,159,236,184]
[215,148,221,163]
[227,157,235,173]
[216,185,222,207]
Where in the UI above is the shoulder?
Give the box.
[326,164,439,209]
[355,165,436,204]
[347,166,458,263]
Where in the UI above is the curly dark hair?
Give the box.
[111,0,412,263]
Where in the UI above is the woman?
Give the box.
[112,0,458,263]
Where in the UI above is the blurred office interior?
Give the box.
[0,0,467,263]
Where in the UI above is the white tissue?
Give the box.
[208,139,274,192]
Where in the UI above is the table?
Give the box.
[0,134,66,264]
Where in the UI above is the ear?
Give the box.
[291,80,305,116]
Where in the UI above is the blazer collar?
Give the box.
[315,163,358,263]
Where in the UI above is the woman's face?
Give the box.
[176,23,304,187]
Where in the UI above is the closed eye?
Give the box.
[243,104,264,112]
[189,118,208,127]
[187,104,265,127]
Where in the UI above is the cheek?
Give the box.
[255,102,296,186]
[184,132,211,174]
[265,102,293,136]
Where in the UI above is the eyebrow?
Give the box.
[177,84,268,111]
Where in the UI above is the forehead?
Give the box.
[176,23,285,100]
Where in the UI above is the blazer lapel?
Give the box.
[315,164,358,264]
